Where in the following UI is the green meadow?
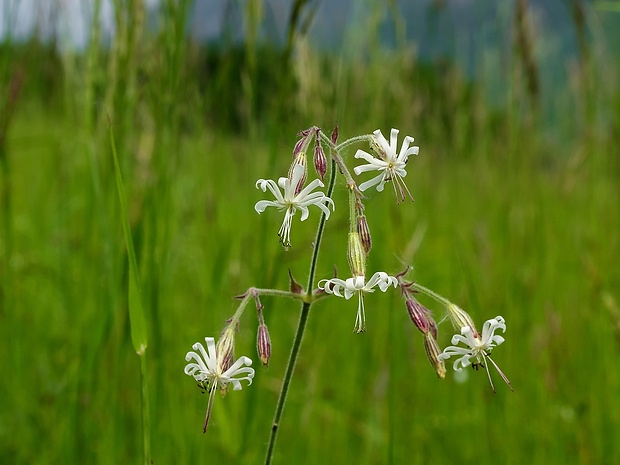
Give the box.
[1,1,619,464]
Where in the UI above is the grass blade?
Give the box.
[108,116,151,464]
[108,115,148,354]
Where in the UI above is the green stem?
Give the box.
[335,134,372,152]
[264,158,337,465]
[318,132,365,190]
[0,146,11,314]
[263,300,310,465]
[250,288,309,302]
[139,353,151,465]
[317,131,371,154]
[410,282,452,307]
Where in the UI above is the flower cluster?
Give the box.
[183,126,511,435]
[254,128,419,249]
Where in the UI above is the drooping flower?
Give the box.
[353,128,419,203]
[184,336,255,432]
[318,272,398,333]
[255,164,335,249]
[438,316,512,392]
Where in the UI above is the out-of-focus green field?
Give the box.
[1,2,619,464]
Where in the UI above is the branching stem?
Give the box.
[264,155,338,465]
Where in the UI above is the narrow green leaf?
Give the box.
[108,115,148,354]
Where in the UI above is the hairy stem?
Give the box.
[410,282,452,307]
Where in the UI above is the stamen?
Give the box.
[354,293,367,333]
[482,355,497,393]
[394,173,414,203]
[278,209,294,248]
[203,382,218,433]
[486,354,514,392]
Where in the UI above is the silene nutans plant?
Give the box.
[183,126,512,463]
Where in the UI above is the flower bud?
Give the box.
[288,151,307,195]
[347,232,366,277]
[423,332,446,379]
[289,269,304,294]
[292,138,305,157]
[428,317,438,340]
[313,142,327,181]
[406,298,431,334]
[446,303,478,338]
[293,128,312,157]
[257,323,272,366]
[331,125,339,145]
[356,215,372,254]
[294,126,319,158]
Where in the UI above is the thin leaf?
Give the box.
[108,115,148,354]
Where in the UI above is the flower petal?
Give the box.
[397,135,418,162]
[358,173,387,192]
[298,205,310,222]
[295,178,325,201]
[313,198,335,219]
[257,178,286,205]
[353,149,378,163]
[388,128,399,157]
[255,200,280,214]
[373,129,392,159]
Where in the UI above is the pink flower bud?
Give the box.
[406,298,432,334]
[293,127,315,157]
[356,215,372,254]
[257,323,271,366]
[331,125,339,145]
[313,142,327,181]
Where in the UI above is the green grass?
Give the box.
[1,2,619,464]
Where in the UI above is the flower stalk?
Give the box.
[264,156,338,465]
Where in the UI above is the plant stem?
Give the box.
[139,353,151,465]
[318,131,364,190]
[263,300,310,465]
[249,288,310,302]
[264,158,337,465]
[410,282,452,307]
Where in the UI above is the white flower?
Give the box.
[255,164,335,248]
[353,128,419,203]
[438,316,512,392]
[318,272,398,333]
[184,336,255,432]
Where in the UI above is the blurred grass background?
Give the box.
[1,0,619,464]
